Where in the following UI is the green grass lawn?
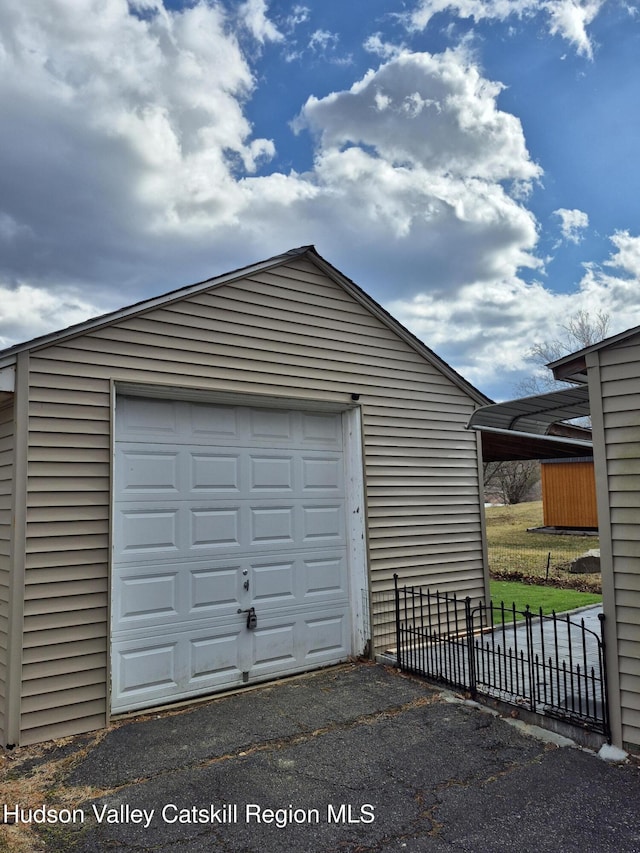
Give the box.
[486,500,601,592]
[490,579,602,617]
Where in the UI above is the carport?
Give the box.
[469,324,640,754]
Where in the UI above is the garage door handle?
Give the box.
[238,606,258,629]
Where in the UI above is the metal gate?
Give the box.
[394,575,610,738]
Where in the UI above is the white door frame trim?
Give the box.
[343,406,369,656]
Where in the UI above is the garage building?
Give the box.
[0,246,489,746]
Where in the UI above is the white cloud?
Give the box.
[390,229,640,394]
[294,49,541,185]
[0,281,103,349]
[579,231,640,309]
[407,0,608,58]
[363,34,407,59]
[285,5,310,29]
[0,0,276,283]
[0,4,545,363]
[554,207,589,243]
[309,29,339,52]
[305,28,352,65]
[238,0,283,44]
[1,0,632,403]
[545,0,604,59]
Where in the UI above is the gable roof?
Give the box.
[0,245,490,406]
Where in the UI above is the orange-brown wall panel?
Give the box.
[541,461,598,528]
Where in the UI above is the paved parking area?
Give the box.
[2,661,640,852]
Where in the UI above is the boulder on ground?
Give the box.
[569,549,601,574]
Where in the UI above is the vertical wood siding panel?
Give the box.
[541,460,598,528]
[21,260,484,742]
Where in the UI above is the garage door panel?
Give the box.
[112,624,246,712]
[117,396,181,441]
[249,607,350,676]
[250,506,295,546]
[249,408,295,441]
[190,453,241,493]
[117,446,344,503]
[116,571,179,626]
[113,398,352,715]
[115,501,347,562]
[304,555,348,597]
[251,559,296,605]
[246,552,348,612]
[301,456,343,491]
[301,412,343,446]
[116,507,181,560]
[190,506,242,550]
[250,454,295,492]
[189,633,245,683]
[114,560,246,633]
[190,565,242,614]
[251,622,297,668]
[115,641,179,702]
[302,505,345,544]
[190,402,240,439]
[305,613,349,659]
[117,449,182,496]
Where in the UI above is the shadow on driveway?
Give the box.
[3,662,640,852]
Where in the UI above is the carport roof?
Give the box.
[468,384,593,461]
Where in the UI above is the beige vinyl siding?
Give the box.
[596,335,640,749]
[0,401,14,740]
[19,257,484,744]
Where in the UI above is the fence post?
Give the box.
[598,612,611,743]
[525,605,536,713]
[394,573,401,669]
[465,597,476,696]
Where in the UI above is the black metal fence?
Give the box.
[394,575,609,738]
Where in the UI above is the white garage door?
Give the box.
[111,396,352,713]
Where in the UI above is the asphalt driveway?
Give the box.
[3,662,640,852]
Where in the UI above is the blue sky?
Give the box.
[1,0,639,399]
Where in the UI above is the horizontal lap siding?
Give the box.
[0,401,14,742]
[22,374,112,743]
[21,258,484,743]
[599,338,640,748]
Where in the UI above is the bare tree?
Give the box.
[517,309,610,396]
[483,460,540,505]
